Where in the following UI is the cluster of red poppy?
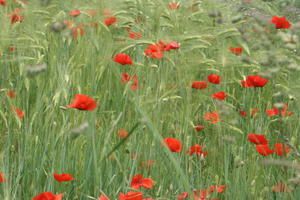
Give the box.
[0,0,295,199]
[247,134,291,156]
[0,172,74,200]
[164,137,208,157]
[144,40,180,59]
[238,103,293,119]
[178,184,226,200]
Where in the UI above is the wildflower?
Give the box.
[98,194,110,200]
[164,137,182,153]
[118,129,128,139]
[273,143,291,156]
[7,90,16,99]
[280,104,293,117]
[130,174,154,189]
[164,41,180,51]
[247,134,268,145]
[10,8,24,24]
[177,192,189,200]
[194,125,205,132]
[256,144,273,156]
[241,75,268,88]
[14,107,24,119]
[128,31,142,39]
[0,0,6,6]
[212,91,227,100]
[67,94,97,111]
[168,2,180,10]
[121,73,139,91]
[69,9,81,17]
[207,74,220,84]
[144,44,164,59]
[0,172,5,183]
[130,75,139,91]
[119,191,143,200]
[104,16,117,26]
[229,47,243,56]
[53,173,74,182]
[204,111,220,124]
[71,25,85,39]
[208,185,226,193]
[114,53,133,65]
[266,108,279,117]
[191,81,208,89]
[32,192,63,200]
[271,16,291,29]
[239,110,247,117]
[188,144,208,157]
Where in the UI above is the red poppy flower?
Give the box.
[247,134,268,145]
[130,75,139,91]
[0,0,6,6]
[144,44,164,59]
[53,173,74,182]
[118,128,128,139]
[280,104,293,117]
[191,81,208,90]
[164,41,180,51]
[0,172,5,183]
[69,10,81,17]
[9,46,16,52]
[212,91,227,100]
[193,189,208,200]
[119,191,143,200]
[14,107,24,119]
[239,110,247,117]
[266,108,279,117]
[204,111,220,124]
[121,73,131,83]
[128,31,142,39]
[121,73,139,91]
[177,192,188,200]
[188,144,208,157]
[71,25,85,39]
[104,16,117,26]
[67,94,97,111]
[168,2,180,10]
[130,174,154,189]
[10,9,24,24]
[271,16,291,29]
[114,53,133,65]
[98,194,110,200]
[273,143,291,156]
[32,192,63,200]
[255,144,273,156]
[208,185,226,193]
[7,90,16,98]
[229,47,243,56]
[194,125,205,132]
[164,137,182,153]
[207,74,220,84]
[241,75,268,88]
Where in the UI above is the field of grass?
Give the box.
[1,0,300,199]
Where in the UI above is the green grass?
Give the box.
[1,0,300,199]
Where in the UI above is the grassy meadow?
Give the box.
[1,0,300,199]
